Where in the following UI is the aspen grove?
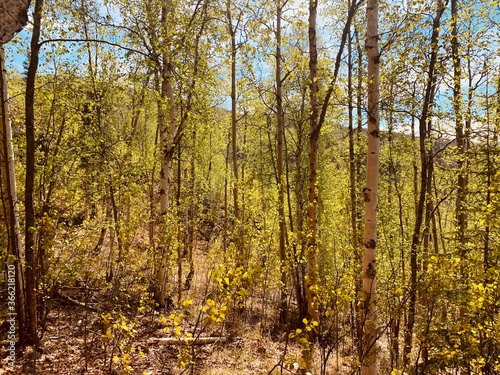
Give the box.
[1,0,500,374]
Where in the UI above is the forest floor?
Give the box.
[0,303,289,374]
[0,242,352,374]
[0,296,350,374]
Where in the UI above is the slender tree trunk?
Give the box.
[411,109,418,218]
[403,1,444,368]
[276,0,288,327]
[185,129,196,291]
[451,0,467,252]
[480,75,496,375]
[306,0,362,325]
[227,6,240,252]
[176,145,184,305]
[154,0,206,305]
[484,74,500,274]
[155,77,175,306]
[108,216,116,281]
[108,174,123,281]
[102,185,113,280]
[223,130,230,253]
[420,157,435,367]
[240,120,248,263]
[348,31,358,270]
[0,46,26,345]
[361,0,380,372]
[348,28,363,367]
[24,0,44,346]
[484,137,491,273]
[307,0,320,324]
[155,0,178,306]
[284,121,305,320]
[348,29,364,368]
[293,109,308,321]
[149,78,161,266]
[354,27,365,368]
[159,66,176,217]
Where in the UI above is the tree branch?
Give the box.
[38,38,149,57]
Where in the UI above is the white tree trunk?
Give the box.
[362,0,380,373]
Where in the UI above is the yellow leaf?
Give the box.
[298,337,309,346]
[298,357,307,368]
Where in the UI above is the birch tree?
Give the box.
[361,0,380,373]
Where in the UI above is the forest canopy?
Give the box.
[1,0,500,374]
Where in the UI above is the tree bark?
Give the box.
[306,0,320,324]
[154,0,207,305]
[24,0,44,346]
[0,46,26,345]
[362,0,380,372]
[226,0,241,252]
[451,0,467,252]
[155,0,179,306]
[276,0,288,327]
[292,100,308,321]
[403,0,444,369]
[306,0,362,324]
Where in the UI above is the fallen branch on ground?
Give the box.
[55,289,99,312]
[148,336,237,345]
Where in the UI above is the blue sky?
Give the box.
[5,28,30,73]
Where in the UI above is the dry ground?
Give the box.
[0,302,347,374]
[0,242,353,374]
